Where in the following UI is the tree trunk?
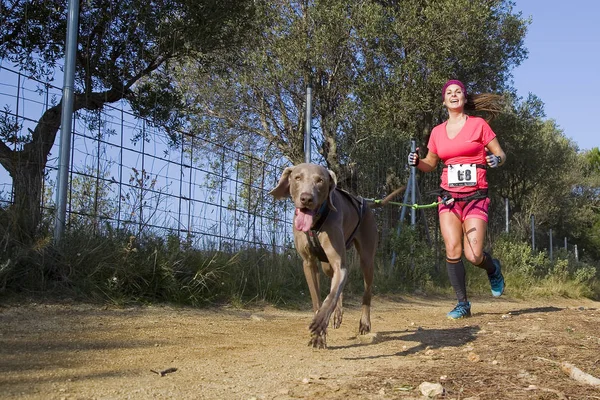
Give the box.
[0,104,61,244]
[9,161,46,243]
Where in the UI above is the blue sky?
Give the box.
[511,1,600,151]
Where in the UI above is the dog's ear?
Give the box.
[327,169,337,212]
[269,166,294,199]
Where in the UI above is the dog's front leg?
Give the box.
[321,262,343,329]
[302,258,321,313]
[308,250,347,348]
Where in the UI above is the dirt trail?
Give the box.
[1,296,599,399]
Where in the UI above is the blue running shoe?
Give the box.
[447,301,471,319]
[488,259,505,297]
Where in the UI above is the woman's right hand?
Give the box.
[408,149,420,167]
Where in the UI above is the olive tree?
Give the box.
[0,0,256,243]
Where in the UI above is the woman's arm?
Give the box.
[416,150,440,172]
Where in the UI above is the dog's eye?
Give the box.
[316,177,323,184]
[294,175,301,181]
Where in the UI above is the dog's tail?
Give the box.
[369,186,407,208]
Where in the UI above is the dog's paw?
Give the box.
[359,319,371,335]
[308,332,327,349]
[332,308,343,329]
[309,312,329,336]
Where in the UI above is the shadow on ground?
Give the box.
[337,325,480,359]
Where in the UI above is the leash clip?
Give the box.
[441,195,454,206]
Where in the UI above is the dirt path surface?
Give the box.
[1,296,600,400]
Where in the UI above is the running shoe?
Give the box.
[447,301,471,319]
[488,259,505,297]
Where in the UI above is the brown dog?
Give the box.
[269,163,378,348]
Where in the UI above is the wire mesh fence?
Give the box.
[0,65,296,252]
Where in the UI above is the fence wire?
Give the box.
[0,66,295,252]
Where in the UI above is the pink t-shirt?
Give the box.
[427,116,496,193]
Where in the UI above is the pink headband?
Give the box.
[442,79,466,100]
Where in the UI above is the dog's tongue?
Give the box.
[295,208,314,232]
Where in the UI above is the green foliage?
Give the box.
[564,148,600,260]
[490,235,599,298]
[367,227,440,294]
[493,234,548,283]
[0,216,597,305]
[583,147,600,174]
[573,264,597,285]
[0,220,307,306]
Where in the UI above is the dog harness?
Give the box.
[305,189,367,263]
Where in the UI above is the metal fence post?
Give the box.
[304,84,312,164]
[505,197,509,233]
[54,0,80,244]
[549,228,553,262]
[410,139,417,226]
[531,214,535,251]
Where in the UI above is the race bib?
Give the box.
[447,164,477,187]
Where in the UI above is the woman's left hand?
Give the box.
[486,154,502,168]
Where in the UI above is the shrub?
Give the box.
[493,235,549,282]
